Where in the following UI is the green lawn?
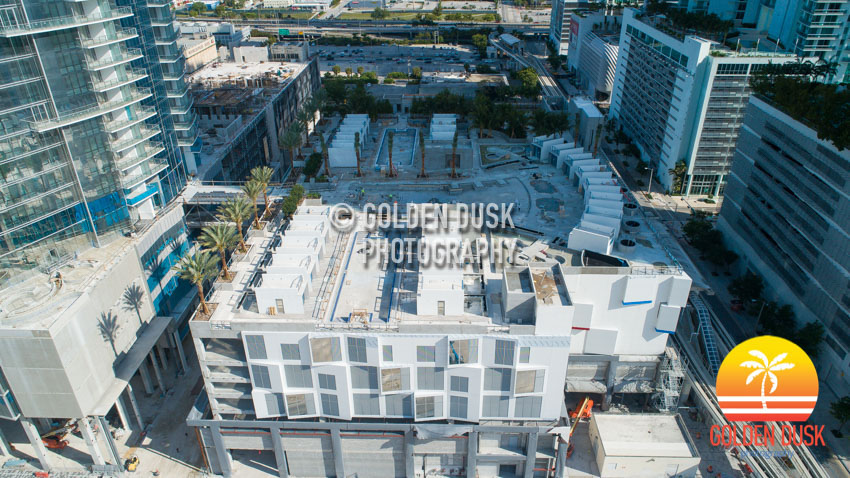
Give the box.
[338,12,422,20]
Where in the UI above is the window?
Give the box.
[494,339,515,365]
[519,346,531,363]
[353,393,381,415]
[385,394,413,417]
[318,373,336,390]
[381,367,410,392]
[449,339,478,365]
[515,396,543,418]
[251,365,272,389]
[437,301,446,315]
[416,345,436,362]
[275,299,285,313]
[450,396,468,419]
[281,343,300,360]
[351,366,379,389]
[515,370,544,394]
[310,337,341,362]
[415,396,442,419]
[383,345,393,361]
[482,396,509,417]
[321,393,340,416]
[417,367,445,390]
[348,336,367,363]
[484,368,512,391]
[265,393,285,416]
[284,365,313,388]
[245,335,267,359]
[286,393,315,416]
[450,376,469,393]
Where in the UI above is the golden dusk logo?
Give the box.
[716,335,818,422]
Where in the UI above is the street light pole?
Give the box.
[647,168,653,196]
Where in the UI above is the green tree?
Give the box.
[506,110,527,139]
[250,165,274,219]
[345,67,353,77]
[516,68,539,97]
[419,128,427,178]
[199,223,239,280]
[241,180,264,229]
[332,65,341,76]
[216,196,252,253]
[214,4,227,17]
[371,7,389,19]
[320,133,331,178]
[412,66,422,79]
[354,131,362,177]
[190,2,206,15]
[387,131,396,177]
[831,396,850,432]
[280,126,301,166]
[450,130,458,178]
[281,195,298,217]
[174,252,219,315]
[472,34,488,56]
[304,152,322,177]
[669,160,687,195]
[795,321,824,358]
[357,66,364,77]
[728,271,764,304]
[472,94,493,138]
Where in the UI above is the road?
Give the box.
[323,0,353,19]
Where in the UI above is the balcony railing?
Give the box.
[121,157,168,189]
[103,106,157,133]
[147,0,173,6]
[110,126,160,153]
[161,69,185,81]
[91,68,148,92]
[80,27,138,48]
[165,83,189,98]
[149,15,174,27]
[27,87,152,132]
[85,47,143,71]
[154,27,179,45]
[169,96,193,115]
[116,141,165,171]
[0,6,133,37]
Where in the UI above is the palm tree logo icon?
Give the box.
[740,350,795,410]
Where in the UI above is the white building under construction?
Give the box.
[187,200,693,477]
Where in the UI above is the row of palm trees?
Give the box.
[279,90,328,175]
[173,165,275,316]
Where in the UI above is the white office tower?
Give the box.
[186,200,693,477]
[609,8,796,196]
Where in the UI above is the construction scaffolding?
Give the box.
[653,346,687,413]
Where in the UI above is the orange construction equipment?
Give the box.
[566,397,594,459]
[43,436,68,450]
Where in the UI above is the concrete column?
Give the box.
[466,431,478,478]
[602,357,619,411]
[113,395,131,431]
[211,424,232,478]
[0,425,12,457]
[678,376,693,409]
[172,330,189,373]
[157,343,169,372]
[270,426,289,478]
[149,351,166,393]
[98,416,122,466]
[523,432,538,478]
[126,384,145,429]
[20,418,49,471]
[79,418,105,466]
[554,435,567,478]
[330,427,346,478]
[138,361,155,395]
[404,429,415,478]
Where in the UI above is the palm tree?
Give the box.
[199,223,239,280]
[242,180,263,229]
[280,126,301,166]
[354,131,362,177]
[668,160,687,195]
[387,131,395,177]
[251,165,274,219]
[345,67,352,77]
[97,311,120,357]
[217,196,252,252]
[574,112,582,144]
[173,251,219,316]
[739,350,796,410]
[357,66,364,77]
[296,109,312,151]
[450,130,458,178]
[592,123,604,156]
[418,128,427,178]
[320,133,331,178]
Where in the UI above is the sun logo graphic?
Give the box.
[717,335,818,422]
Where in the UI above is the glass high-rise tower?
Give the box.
[0,0,198,285]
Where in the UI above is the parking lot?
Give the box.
[316,44,482,76]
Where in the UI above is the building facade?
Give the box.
[609,8,795,196]
[187,202,692,477]
[566,12,621,101]
[0,0,198,283]
[717,95,850,395]
[548,0,591,54]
